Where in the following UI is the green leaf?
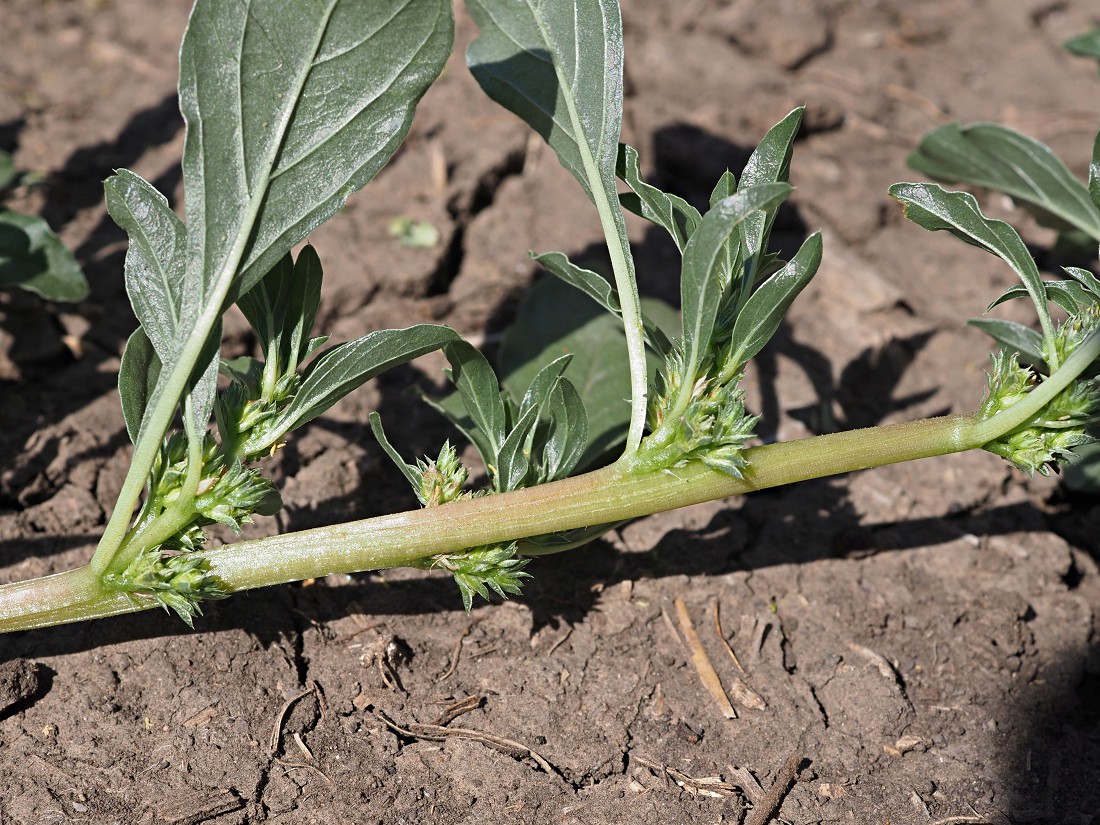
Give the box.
[1066,266,1100,299]
[495,403,540,492]
[467,0,649,452]
[443,341,507,470]
[727,231,823,369]
[680,184,793,385]
[236,254,293,356]
[262,325,461,442]
[544,378,588,480]
[517,354,572,419]
[907,123,1100,241]
[1090,129,1100,215]
[179,0,454,316]
[617,143,700,252]
[0,208,88,302]
[96,0,455,574]
[1064,441,1100,493]
[1064,27,1100,69]
[532,250,673,357]
[219,356,265,390]
[237,246,324,382]
[466,0,624,207]
[0,150,17,192]
[118,328,163,443]
[989,281,1097,315]
[500,276,635,470]
[368,412,421,490]
[889,182,1057,364]
[738,107,803,281]
[105,170,186,360]
[968,318,1045,365]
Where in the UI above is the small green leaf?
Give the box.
[680,184,793,385]
[105,170,186,360]
[1090,129,1100,215]
[262,325,460,444]
[237,246,324,383]
[532,250,673,357]
[738,108,803,278]
[0,150,17,192]
[727,232,823,370]
[968,318,1045,365]
[219,356,265,389]
[1045,280,1096,315]
[532,251,619,313]
[1064,27,1100,70]
[500,276,634,470]
[369,411,422,490]
[495,403,540,492]
[517,354,572,419]
[889,182,1057,365]
[0,208,88,302]
[617,143,700,252]
[906,123,1100,241]
[444,341,508,470]
[236,254,294,356]
[119,328,163,443]
[1066,266,1100,299]
[544,378,588,480]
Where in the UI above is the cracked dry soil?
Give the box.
[2,1,1100,823]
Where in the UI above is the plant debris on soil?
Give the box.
[1,1,1099,822]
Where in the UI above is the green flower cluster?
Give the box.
[643,352,758,477]
[104,546,226,627]
[427,543,531,613]
[980,306,1100,475]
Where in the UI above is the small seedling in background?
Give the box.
[387,216,441,249]
[0,0,1096,633]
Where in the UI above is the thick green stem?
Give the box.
[0,412,982,632]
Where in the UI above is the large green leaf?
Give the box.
[466,0,624,207]
[179,0,454,319]
[0,208,88,302]
[907,123,1100,240]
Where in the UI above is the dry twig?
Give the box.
[675,597,736,719]
[744,751,806,825]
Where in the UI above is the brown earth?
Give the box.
[1,1,1099,823]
